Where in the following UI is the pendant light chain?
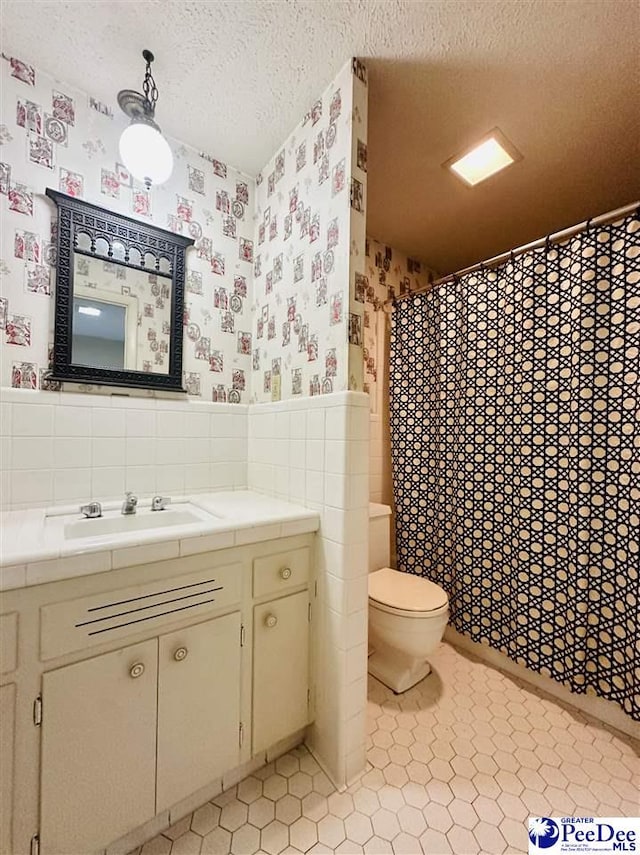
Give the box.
[142,53,158,115]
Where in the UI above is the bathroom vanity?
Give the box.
[0,492,319,855]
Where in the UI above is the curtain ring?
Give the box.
[544,235,551,253]
[585,218,592,234]
[509,250,516,265]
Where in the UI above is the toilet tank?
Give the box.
[369,503,392,572]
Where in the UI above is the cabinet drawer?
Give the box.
[253,547,309,599]
[0,613,18,674]
[40,563,241,661]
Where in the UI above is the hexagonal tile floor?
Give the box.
[134,642,638,855]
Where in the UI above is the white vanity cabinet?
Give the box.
[0,531,315,855]
[39,613,243,854]
[0,683,15,855]
[0,612,18,855]
[156,612,241,812]
[253,592,310,753]
[251,547,312,753]
[40,639,158,855]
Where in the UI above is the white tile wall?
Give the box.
[1,386,370,790]
[247,391,370,789]
[0,389,248,510]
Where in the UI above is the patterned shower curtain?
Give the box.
[389,211,639,720]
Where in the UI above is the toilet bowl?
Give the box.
[368,566,449,693]
[367,504,449,692]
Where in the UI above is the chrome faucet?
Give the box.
[80,501,102,519]
[121,492,138,515]
[151,495,170,512]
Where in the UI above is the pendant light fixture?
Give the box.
[117,49,173,189]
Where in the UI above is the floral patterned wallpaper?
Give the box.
[363,236,437,405]
[250,58,368,403]
[0,53,255,401]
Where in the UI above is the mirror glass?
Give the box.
[72,253,172,374]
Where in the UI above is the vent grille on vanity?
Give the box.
[75,578,223,636]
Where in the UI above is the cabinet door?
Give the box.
[253,591,309,753]
[40,639,157,855]
[0,684,15,855]
[156,612,241,813]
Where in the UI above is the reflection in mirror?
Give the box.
[112,241,126,262]
[159,256,171,275]
[129,247,142,266]
[73,297,127,369]
[95,236,110,257]
[76,231,92,252]
[72,254,172,374]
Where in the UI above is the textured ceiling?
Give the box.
[2,0,639,273]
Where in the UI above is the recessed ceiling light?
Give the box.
[78,305,101,317]
[445,128,522,187]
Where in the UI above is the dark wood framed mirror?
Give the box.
[46,189,194,392]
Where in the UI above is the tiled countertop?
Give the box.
[0,490,319,591]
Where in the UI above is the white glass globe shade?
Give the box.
[119,121,173,188]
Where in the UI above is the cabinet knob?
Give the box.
[174,647,188,662]
[129,662,145,679]
[279,566,292,580]
[265,613,278,628]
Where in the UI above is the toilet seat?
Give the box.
[369,567,448,617]
[369,598,449,620]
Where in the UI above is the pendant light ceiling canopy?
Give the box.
[117,49,173,190]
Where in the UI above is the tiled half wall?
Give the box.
[0,388,247,510]
[248,391,370,789]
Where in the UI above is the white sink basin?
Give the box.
[59,504,216,541]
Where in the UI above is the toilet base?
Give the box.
[368,646,432,694]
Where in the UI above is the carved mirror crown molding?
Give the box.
[46,188,194,392]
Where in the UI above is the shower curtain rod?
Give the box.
[387,200,639,307]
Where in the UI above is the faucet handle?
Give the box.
[151,495,170,512]
[80,501,102,519]
[121,491,138,515]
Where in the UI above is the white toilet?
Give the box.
[368,503,449,693]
